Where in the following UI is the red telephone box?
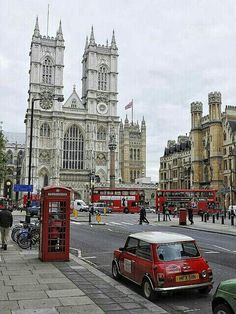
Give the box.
[39,186,71,262]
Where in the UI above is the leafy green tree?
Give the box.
[0,130,7,189]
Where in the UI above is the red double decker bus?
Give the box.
[156,189,219,215]
[91,187,145,213]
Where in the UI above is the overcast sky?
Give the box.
[1,0,236,182]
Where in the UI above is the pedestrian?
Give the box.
[139,206,149,225]
[166,207,171,221]
[0,207,13,250]
[173,206,178,218]
[188,207,194,225]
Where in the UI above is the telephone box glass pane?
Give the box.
[48,201,66,252]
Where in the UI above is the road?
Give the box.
[70,212,236,314]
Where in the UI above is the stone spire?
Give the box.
[111,30,117,49]
[56,20,64,40]
[33,16,40,37]
[141,116,146,128]
[89,26,96,46]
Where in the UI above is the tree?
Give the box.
[0,130,7,191]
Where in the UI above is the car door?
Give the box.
[135,240,153,285]
[119,237,138,281]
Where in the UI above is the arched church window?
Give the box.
[6,150,13,164]
[42,57,53,84]
[223,132,226,141]
[44,174,48,187]
[63,125,84,170]
[40,123,50,137]
[130,148,133,159]
[97,127,106,140]
[137,149,140,160]
[98,66,108,91]
[134,149,136,160]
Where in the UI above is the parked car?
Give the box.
[28,206,40,217]
[112,231,213,300]
[73,199,89,212]
[212,279,236,314]
[91,203,112,214]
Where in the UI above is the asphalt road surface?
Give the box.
[70,213,236,314]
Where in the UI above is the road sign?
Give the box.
[13,184,33,192]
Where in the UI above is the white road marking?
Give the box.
[0,256,1,262]
[109,222,122,225]
[84,256,96,259]
[108,228,113,231]
[121,222,133,225]
[213,245,231,252]
[71,221,81,224]
[204,251,219,254]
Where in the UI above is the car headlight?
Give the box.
[201,270,207,278]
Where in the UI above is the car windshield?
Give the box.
[157,241,200,261]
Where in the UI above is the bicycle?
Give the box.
[17,224,40,249]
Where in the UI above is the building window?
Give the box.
[42,57,53,84]
[71,99,77,108]
[137,149,140,160]
[98,66,108,91]
[223,132,226,141]
[130,148,133,159]
[224,160,227,170]
[44,174,48,187]
[63,125,84,169]
[6,150,13,164]
[40,123,50,137]
[97,127,106,140]
[134,149,136,160]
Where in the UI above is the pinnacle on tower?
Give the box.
[33,16,40,37]
[56,20,64,40]
[84,36,88,51]
[89,26,96,46]
[111,30,117,49]
[141,116,146,127]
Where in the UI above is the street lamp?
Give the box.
[26,91,64,223]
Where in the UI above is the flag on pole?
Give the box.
[125,100,133,110]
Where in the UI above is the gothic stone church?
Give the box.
[22,18,146,200]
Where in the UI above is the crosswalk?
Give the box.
[71,220,156,226]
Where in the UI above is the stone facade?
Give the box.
[159,91,236,208]
[159,136,191,189]
[119,116,146,183]
[22,19,120,201]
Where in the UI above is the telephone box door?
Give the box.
[39,186,71,262]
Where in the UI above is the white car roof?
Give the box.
[129,231,194,244]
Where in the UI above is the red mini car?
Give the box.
[112,231,213,300]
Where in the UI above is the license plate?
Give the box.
[176,273,199,282]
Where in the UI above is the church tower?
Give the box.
[208,92,223,189]
[119,116,146,183]
[190,101,203,188]
[81,27,120,183]
[23,17,65,191]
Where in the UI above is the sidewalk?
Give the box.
[151,214,236,236]
[0,216,168,314]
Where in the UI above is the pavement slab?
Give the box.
[58,295,95,306]
[46,288,85,298]
[56,304,105,314]
[18,298,61,309]
[12,308,59,314]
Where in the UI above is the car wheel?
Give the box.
[112,262,121,280]
[213,303,233,314]
[142,278,155,301]
[198,286,211,295]
[124,207,129,214]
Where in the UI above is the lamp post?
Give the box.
[108,124,117,189]
[26,91,64,223]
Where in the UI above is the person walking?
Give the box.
[0,207,13,250]
[139,206,149,225]
[165,207,171,221]
[188,207,194,225]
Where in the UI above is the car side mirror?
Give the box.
[119,247,125,251]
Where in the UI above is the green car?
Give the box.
[212,279,236,314]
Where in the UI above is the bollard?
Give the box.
[216,212,219,220]
[89,212,91,224]
[207,213,210,220]
[212,215,215,224]
[204,213,207,222]
[74,209,78,219]
[221,215,224,225]
[158,212,160,222]
[231,215,234,226]
[96,213,101,223]
[104,207,106,216]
